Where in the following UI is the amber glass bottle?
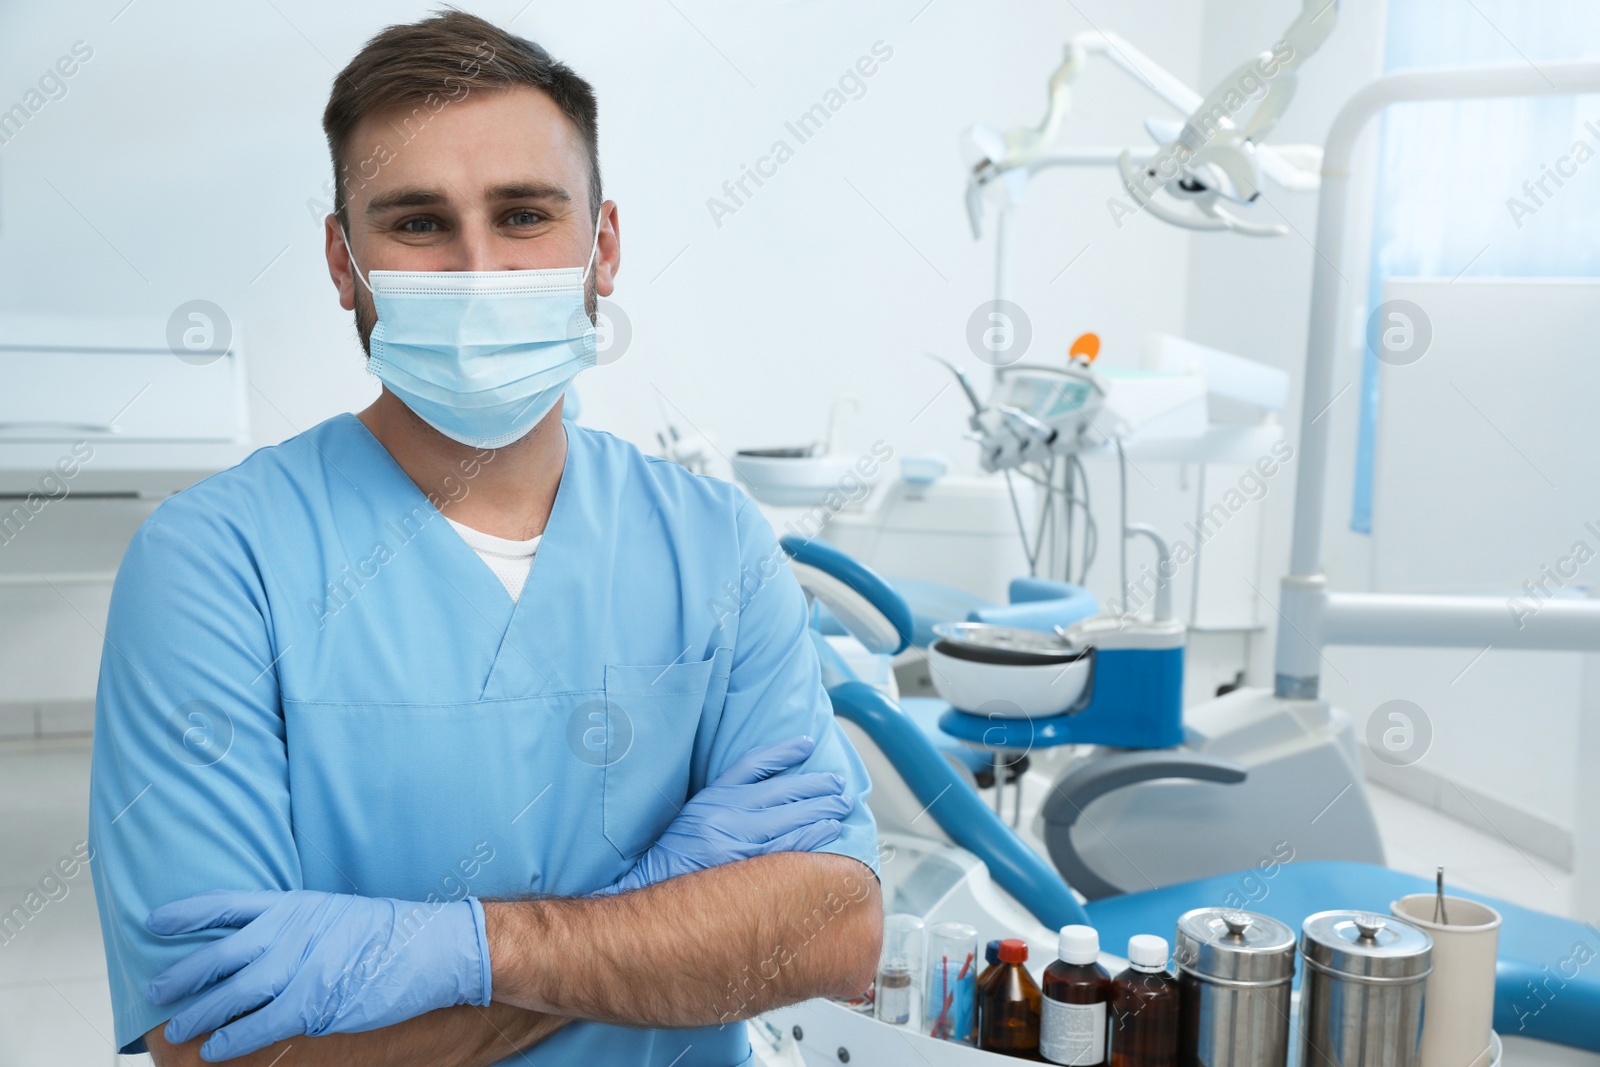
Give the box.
[1040,925,1111,1065]
[978,938,1043,1058]
[1109,935,1179,1067]
[976,938,1003,989]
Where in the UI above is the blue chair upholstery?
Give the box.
[881,576,995,649]
[970,577,1099,633]
[831,570,1099,650]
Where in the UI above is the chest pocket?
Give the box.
[600,648,733,860]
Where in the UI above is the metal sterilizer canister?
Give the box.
[1174,908,1297,1066]
[1299,910,1433,1067]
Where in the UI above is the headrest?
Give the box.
[780,535,913,656]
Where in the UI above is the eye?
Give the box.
[397,216,441,234]
[505,209,545,228]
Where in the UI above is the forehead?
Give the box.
[344,85,588,212]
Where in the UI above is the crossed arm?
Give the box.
[146,852,882,1067]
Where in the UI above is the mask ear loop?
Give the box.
[339,224,375,295]
[580,207,605,284]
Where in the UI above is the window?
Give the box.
[1352,0,1600,533]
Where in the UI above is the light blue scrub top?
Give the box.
[87,413,879,1065]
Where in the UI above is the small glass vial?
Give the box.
[925,921,979,1043]
[1041,924,1111,1065]
[1109,935,1179,1067]
[977,938,1042,1058]
[875,914,925,1026]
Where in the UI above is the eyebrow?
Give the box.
[364,181,573,216]
[488,181,571,204]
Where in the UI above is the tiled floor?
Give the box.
[0,735,1588,1065]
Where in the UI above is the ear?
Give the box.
[593,201,620,299]
[324,214,358,311]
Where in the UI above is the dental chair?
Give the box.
[784,535,1600,1052]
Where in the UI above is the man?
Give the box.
[88,11,883,1066]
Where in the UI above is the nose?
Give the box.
[455,214,509,273]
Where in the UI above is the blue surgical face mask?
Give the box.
[341,210,603,449]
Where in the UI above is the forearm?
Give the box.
[485,851,882,1027]
[146,1001,569,1067]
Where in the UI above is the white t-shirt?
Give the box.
[445,516,541,603]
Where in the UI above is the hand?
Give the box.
[599,734,852,895]
[146,888,491,1061]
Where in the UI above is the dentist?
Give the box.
[88,11,883,1067]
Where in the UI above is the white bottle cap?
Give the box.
[1127,934,1169,971]
[1058,924,1099,965]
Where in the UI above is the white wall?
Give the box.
[0,0,1202,707]
[0,0,1203,456]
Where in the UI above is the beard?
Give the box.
[355,288,377,357]
[353,274,599,359]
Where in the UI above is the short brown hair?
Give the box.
[321,9,601,228]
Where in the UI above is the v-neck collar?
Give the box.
[335,412,579,697]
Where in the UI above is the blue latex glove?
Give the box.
[147,889,490,1061]
[599,734,852,895]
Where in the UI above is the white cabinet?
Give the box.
[0,315,250,495]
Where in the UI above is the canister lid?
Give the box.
[1300,911,1433,979]
[1174,909,1296,984]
